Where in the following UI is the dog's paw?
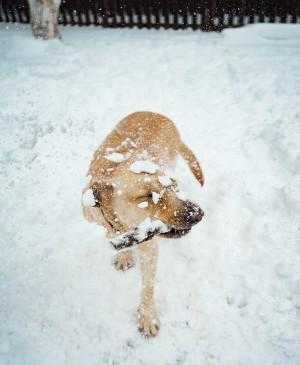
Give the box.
[113,250,135,271]
[137,307,160,337]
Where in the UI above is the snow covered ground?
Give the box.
[0,22,300,365]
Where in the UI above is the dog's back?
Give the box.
[88,111,204,185]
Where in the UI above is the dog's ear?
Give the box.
[91,181,127,232]
[82,181,113,208]
[90,181,114,207]
[81,182,114,229]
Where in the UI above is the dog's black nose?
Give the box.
[185,201,204,226]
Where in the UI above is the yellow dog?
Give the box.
[82,112,204,337]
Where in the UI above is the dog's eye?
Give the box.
[137,193,152,200]
[135,193,153,206]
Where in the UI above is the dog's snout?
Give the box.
[184,201,204,226]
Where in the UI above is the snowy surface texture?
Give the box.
[129,160,159,174]
[158,175,173,187]
[105,151,127,163]
[1,23,300,365]
[137,201,149,209]
[81,189,96,207]
[152,191,161,204]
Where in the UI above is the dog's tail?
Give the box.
[178,143,205,186]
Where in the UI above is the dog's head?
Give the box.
[84,165,204,241]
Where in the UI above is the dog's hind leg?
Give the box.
[137,240,160,337]
[113,250,135,271]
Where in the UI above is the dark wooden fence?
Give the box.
[1,0,300,31]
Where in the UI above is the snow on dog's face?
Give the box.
[95,163,204,240]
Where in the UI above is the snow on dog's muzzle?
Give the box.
[110,218,169,250]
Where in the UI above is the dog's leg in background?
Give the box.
[28,0,61,39]
[137,240,160,337]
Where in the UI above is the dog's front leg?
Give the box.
[113,250,135,271]
[137,240,160,337]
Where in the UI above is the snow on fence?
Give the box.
[1,0,300,31]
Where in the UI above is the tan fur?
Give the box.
[88,111,204,185]
[83,111,204,337]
